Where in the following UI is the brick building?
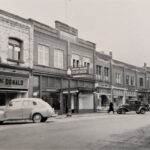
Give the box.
[29,20,96,114]
[0,10,33,106]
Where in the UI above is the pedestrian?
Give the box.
[108,102,115,114]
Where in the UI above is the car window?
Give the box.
[33,101,37,105]
[23,100,36,107]
[9,101,22,108]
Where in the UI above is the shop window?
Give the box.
[38,44,49,66]
[8,38,22,61]
[33,76,40,97]
[54,49,64,69]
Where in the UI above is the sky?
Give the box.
[0,0,150,67]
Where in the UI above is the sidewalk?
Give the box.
[53,111,108,120]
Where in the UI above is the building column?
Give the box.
[59,92,63,115]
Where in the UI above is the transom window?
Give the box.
[8,38,22,61]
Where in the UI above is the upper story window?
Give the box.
[96,65,102,80]
[131,76,135,86]
[104,67,109,81]
[116,72,121,84]
[8,38,22,61]
[126,75,129,85]
[139,77,144,87]
[83,57,90,69]
[38,44,49,66]
[96,65,102,75]
[72,54,80,68]
[54,49,64,69]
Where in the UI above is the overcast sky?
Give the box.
[0,0,150,67]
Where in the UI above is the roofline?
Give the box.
[0,9,32,25]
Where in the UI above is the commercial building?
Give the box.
[29,20,96,114]
[0,10,33,106]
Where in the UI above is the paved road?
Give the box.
[0,112,150,150]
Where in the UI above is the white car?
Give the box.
[0,98,55,124]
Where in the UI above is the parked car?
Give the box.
[0,98,55,124]
[116,100,149,114]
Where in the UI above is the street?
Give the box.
[0,112,150,150]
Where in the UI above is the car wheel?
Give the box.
[32,113,42,123]
[140,109,146,114]
[41,117,47,122]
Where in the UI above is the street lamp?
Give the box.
[67,67,72,117]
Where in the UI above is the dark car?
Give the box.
[116,100,149,114]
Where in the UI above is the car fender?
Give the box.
[0,110,5,121]
[117,106,129,112]
[31,108,47,118]
[138,106,147,111]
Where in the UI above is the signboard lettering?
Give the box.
[0,75,28,89]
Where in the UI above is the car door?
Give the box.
[5,101,23,120]
[22,100,34,119]
[129,101,135,111]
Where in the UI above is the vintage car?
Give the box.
[116,100,149,114]
[0,98,55,124]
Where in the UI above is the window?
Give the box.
[72,54,80,68]
[96,65,102,80]
[104,67,109,81]
[96,65,102,75]
[126,75,129,85]
[131,76,135,86]
[38,44,49,66]
[139,77,144,87]
[54,49,63,69]
[9,101,22,108]
[8,38,22,61]
[116,72,121,84]
[83,57,90,69]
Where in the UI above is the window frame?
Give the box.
[8,38,23,62]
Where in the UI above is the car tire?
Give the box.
[140,109,146,114]
[32,113,42,123]
[41,117,47,122]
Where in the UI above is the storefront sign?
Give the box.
[72,67,89,75]
[0,75,28,89]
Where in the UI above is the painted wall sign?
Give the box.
[0,75,28,89]
[72,67,89,75]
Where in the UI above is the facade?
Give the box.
[0,10,33,106]
[30,20,95,114]
[94,51,112,111]
[0,9,150,113]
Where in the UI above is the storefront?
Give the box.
[95,85,111,111]
[112,87,127,107]
[0,71,30,106]
[126,90,137,103]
